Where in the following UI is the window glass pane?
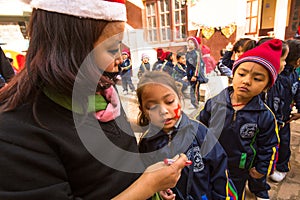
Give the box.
[175,11,179,23]
[175,1,179,9]
[165,0,169,11]
[250,17,257,32]
[146,4,150,14]
[252,0,258,16]
[162,28,166,40]
[167,28,171,40]
[166,13,170,26]
[181,12,186,23]
[161,15,165,26]
[246,19,250,33]
[246,2,251,16]
[161,1,165,11]
[148,30,152,41]
[152,16,156,27]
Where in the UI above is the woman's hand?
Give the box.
[144,154,188,192]
[249,167,264,179]
[112,154,188,200]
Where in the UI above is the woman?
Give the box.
[0,1,187,199]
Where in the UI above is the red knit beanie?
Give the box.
[156,48,164,59]
[121,48,130,58]
[201,45,211,55]
[232,39,282,86]
[187,36,201,49]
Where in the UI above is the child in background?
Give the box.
[266,39,300,183]
[173,52,189,97]
[137,71,237,200]
[161,51,175,77]
[198,39,282,200]
[138,53,151,79]
[217,38,252,78]
[201,45,217,75]
[186,36,207,108]
[152,48,165,71]
[120,48,135,95]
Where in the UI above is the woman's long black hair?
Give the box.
[0,9,109,112]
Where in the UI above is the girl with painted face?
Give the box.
[0,1,189,199]
[137,71,237,200]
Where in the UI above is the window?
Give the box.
[245,0,259,35]
[146,2,157,42]
[174,1,186,40]
[145,0,186,43]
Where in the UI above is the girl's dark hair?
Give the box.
[281,40,289,57]
[166,52,173,61]
[136,71,182,126]
[242,37,274,53]
[286,39,300,66]
[0,9,108,112]
[233,38,251,52]
[242,39,257,52]
[176,52,185,60]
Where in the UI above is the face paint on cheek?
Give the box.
[174,104,181,119]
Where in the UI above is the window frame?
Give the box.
[245,0,259,35]
[145,0,187,44]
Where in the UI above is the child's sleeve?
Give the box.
[255,110,279,175]
[294,79,300,112]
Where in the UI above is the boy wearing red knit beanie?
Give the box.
[197,39,282,200]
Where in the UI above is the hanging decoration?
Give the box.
[202,27,215,39]
[176,0,199,6]
[221,24,236,38]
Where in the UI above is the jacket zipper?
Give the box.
[168,134,172,146]
[232,110,237,122]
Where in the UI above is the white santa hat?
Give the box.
[22,0,127,21]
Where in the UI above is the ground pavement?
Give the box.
[117,84,300,200]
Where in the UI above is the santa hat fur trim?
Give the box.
[23,0,126,21]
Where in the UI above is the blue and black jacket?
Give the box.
[173,62,187,81]
[186,49,208,83]
[198,87,279,176]
[119,58,132,77]
[161,60,174,77]
[139,112,237,200]
[265,65,300,126]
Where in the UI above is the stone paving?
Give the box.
[117,84,300,200]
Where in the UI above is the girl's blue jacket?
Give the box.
[173,62,187,81]
[198,87,279,176]
[119,58,132,77]
[139,112,237,200]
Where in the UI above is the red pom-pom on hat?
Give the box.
[232,39,282,87]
